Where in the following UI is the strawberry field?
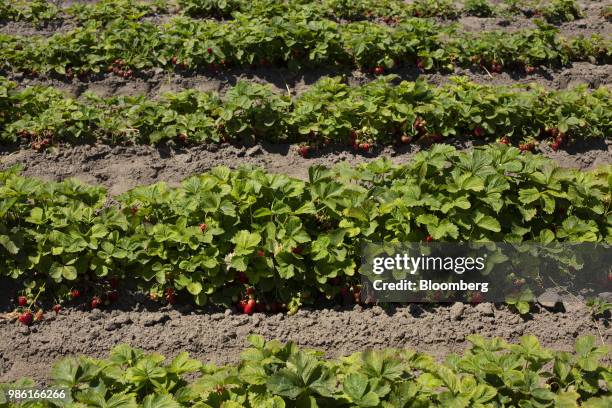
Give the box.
[0,0,611,406]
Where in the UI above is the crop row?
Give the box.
[0,0,586,25]
[0,12,609,77]
[1,334,610,407]
[1,145,610,313]
[1,75,610,150]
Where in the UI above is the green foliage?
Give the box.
[464,0,496,17]
[4,335,610,407]
[1,76,610,147]
[0,145,610,306]
[539,0,583,24]
[0,9,608,76]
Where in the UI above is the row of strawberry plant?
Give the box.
[1,145,610,314]
[1,75,610,150]
[0,13,609,78]
[2,334,610,407]
[0,0,586,26]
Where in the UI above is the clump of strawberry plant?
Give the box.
[464,0,496,17]
[1,144,610,309]
[5,334,609,406]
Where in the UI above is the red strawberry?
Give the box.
[18,296,27,307]
[165,287,175,302]
[171,56,178,65]
[91,296,102,309]
[525,65,536,74]
[257,249,265,257]
[18,311,33,326]
[424,235,434,242]
[298,145,309,158]
[107,291,119,303]
[292,246,303,254]
[246,287,255,296]
[70,289,80,299]
[359,143,370,151]
[199,223,208,233]
[374,66,384,75]
[551,141,560,151]
[52,304,62,314]
[178,133,188,142]
[207,48,213,54]
[499,136,510,145]
[244,299,256,315]
[471,293,484,304]
[236,272,249,284]
[473,126,485,137]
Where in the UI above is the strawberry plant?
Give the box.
[1,145,610,309]
[464,0,496,17]
[1,76,609,148]
[3,335,609,406]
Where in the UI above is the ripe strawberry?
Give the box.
[34,310,44,321]
[246,287,255,296]
[171,56,178,65]
[257,249,265,257]
[298,145,309,158]
[244,299,256,315]
[424,235,434,242]
[359,143,370,151]
[178,133,188,142]
[52,304,62,314]
[91,296,102,309]
[199,223,207,232]
[238,299,248,312]
[400,134,412,144]
[499,136,510,145]
[292,246,303,254]
[373,66,384,75]
[165,288,176,304]
[107,290,119,303]
[471,293,484,304]
[236,272,249,284]
[18,296,27,307]
[473,126,485,137]
[525,65,536,74]
[70,289,80,299]
[207,47,213,54]
[18,311,33,326]
[551,141,559,151]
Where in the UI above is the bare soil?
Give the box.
[1,138,610,196]
[0,295,610,385]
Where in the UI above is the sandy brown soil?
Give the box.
[1,138,610,196]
